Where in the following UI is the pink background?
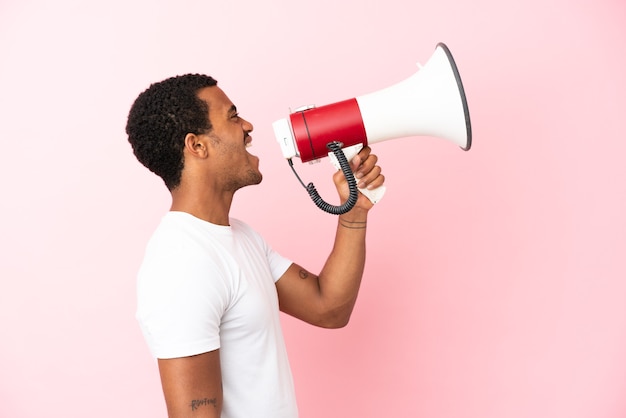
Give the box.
[1,0,625,417]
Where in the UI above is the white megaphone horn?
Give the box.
[272,42,472,215]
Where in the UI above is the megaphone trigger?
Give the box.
[305,142,360,215]
[327,143,387,204]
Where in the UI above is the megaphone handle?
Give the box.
[328,144,387,204]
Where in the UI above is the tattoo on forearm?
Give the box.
[339,219,367,229]
[190,397,217,411]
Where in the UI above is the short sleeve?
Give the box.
[266,243,293,283]
[136,243,230,359]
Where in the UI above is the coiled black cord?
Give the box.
[288,141,359,215]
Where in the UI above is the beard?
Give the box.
[223,166,262,192]
[208,129,263,192]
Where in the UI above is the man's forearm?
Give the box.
[316,208,369,326]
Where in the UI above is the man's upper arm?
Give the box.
[276,263,331,326]
[157,349,223,417]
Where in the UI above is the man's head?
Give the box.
[191,86,260,192]
[126,74,218,190]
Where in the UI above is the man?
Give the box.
[126,74,384,418]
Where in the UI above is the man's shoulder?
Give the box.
[229,218,268,244]
[146,213,193,248]
[229,217,254,232]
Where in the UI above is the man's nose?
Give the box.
[243,118,253,133]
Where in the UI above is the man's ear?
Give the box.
[184,133,209,159]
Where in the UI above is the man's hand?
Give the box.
[333,145,385,210]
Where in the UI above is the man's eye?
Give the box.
[232,113,240,120]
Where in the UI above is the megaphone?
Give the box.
[273,42,472,215]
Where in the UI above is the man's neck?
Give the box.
[170,184,234,226]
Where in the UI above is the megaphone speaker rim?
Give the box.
[436,42,472,151]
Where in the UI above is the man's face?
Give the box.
[197,86,262,191]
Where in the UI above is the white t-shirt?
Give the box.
[136,211,297,418]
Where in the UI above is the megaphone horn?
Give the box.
[273,42,472,214]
